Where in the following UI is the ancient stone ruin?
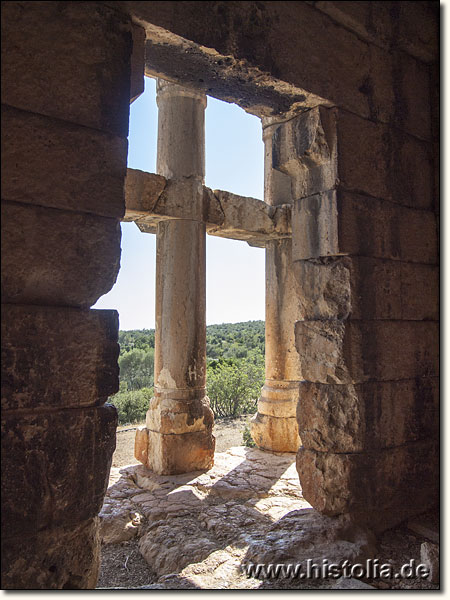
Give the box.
[2,1,439,589]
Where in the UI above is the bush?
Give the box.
[110,387,153,425]
[206,359,264,418]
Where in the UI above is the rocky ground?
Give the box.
[98,421,439,590]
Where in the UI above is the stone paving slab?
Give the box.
[99,446,374,589]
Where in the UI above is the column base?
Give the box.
[250,381,301,452]
[135,427,215,475]
[250,413,300,453]
[134,393,215,474]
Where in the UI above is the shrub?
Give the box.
[206,359,264,418]
[110,387,153,425]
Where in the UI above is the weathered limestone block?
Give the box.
[295,320,439,383]
[1,1,132,136]
[246,509,376,569]
[292,191,438,263]
[296,441,439,531]
[139,394,215,474]
[2,105,128,218]
[270,106,338,199]
[292,256,352,321]
[291,190,338,259]
[146,396,214,435]
[335,110,433,207]
[145,428,215,475]
[123,169,167,221]
[1,305,119,411]
[208,190,291,245]
[1,517,101,590]
[1,201,121,307]
[266,106,432,209]
[1,405,117,537]
[292,257,439,321]
[297,378,439,453]
[124,168,291,245]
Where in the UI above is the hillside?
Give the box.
[113,321,265,424]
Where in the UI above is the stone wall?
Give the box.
[120,0,438,531]
[1,1,135,588]
[1,0,438,589]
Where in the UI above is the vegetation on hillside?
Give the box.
[111,321,265,425]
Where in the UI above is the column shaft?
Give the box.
[250,121,302,452]
[135,80,214,474]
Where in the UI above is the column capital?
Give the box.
[156,78,207,108]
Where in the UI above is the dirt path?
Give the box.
[112,415,253,468]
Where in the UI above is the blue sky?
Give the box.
[94,77,265,330]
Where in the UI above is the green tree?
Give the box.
[119,348,154,391]
[206,359,264,418]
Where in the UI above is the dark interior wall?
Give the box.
[1,0,439,589]
[1,1,133,588]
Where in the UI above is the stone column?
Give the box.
[250,119,302,452]
[135,80,214,474]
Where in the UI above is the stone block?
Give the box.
[1,1,132,136]
[209,189,290,243]
[336,192,437,264]
[1,304,119,411]
[1,517,101,589]
[292,256,352,320]
[296,440,439,530]
[292,191,438,263]
[145,429,215,475]
[1,201,121,307]
[1,405,117,537]
[271,107,338,199]
[146,395,214,435]
[349,259,439,321]
[134,427,149,466]
[295,320,439,384]
[297,378,439,453]
[393,50,431,141]
[2,105,128,218]
[292,257,438,321]
[336,110,433,208]
[124,168,167,220]
[292,190,339,259]
[250,413,300,453]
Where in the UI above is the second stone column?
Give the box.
[250,118,302,453]
[136,80,215,474]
